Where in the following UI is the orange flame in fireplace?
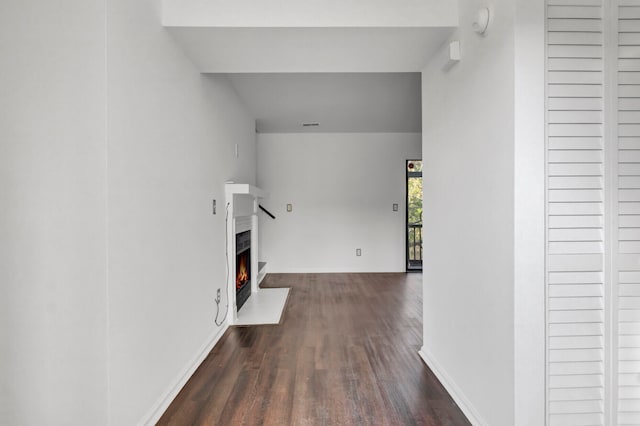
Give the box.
[236,254,249,288]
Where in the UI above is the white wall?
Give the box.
[163,0,457,28]
[1,0,257,424]
[420,0,516,425]
[514,0,545,424]
[0,1,108,424]
[106,0,256,424]
[257,133,420,273]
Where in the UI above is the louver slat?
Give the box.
[547,2,606,425]
[618,3,640,422]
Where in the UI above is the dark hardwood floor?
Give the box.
[158,273,470,425]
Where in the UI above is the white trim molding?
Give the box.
[418,348,487,426]
[139,324,229,426]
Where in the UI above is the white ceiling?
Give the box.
[164,0,453,134]
[167,27,453,73]
[224,73,422,134]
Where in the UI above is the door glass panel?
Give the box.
[407,160,423,271]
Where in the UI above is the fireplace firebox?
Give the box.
[235,230,251,311]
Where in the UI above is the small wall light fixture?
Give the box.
[473,7,491,35]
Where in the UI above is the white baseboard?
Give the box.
[418,347,487,426]
[139,324,230,426]
[266,268,406,274]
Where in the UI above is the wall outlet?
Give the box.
[393,203,398,211]
[286,204,292,212]
[216,288,221,303]
[356,248,362,256]
[212,199,217,215]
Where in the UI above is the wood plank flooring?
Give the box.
[158,273,470,425]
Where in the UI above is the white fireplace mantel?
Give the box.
[225,182,268,325]
[225,183,268,199]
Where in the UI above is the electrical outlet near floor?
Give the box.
[356,248,362,256]
[216,288,221,303]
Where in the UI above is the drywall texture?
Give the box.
[0,1,108,424]
[1,0,257,424]
[513,0,545,424]
[107,0,256,424]
[421,0,516,425]
[165,26,455,73]
[257,133,421,273]
[163,0,457,28]
[162,0,457,73]
[228,73,423,133]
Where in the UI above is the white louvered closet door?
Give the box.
[546,0,640,424]
[617,2,640,424]
[547,1,606,425]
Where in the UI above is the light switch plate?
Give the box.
[286,204,292,212]
[393,203,398,211]
[356,248,362,256]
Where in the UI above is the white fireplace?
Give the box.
[225,183,267,324]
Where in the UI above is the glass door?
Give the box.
[406,160,423,271]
